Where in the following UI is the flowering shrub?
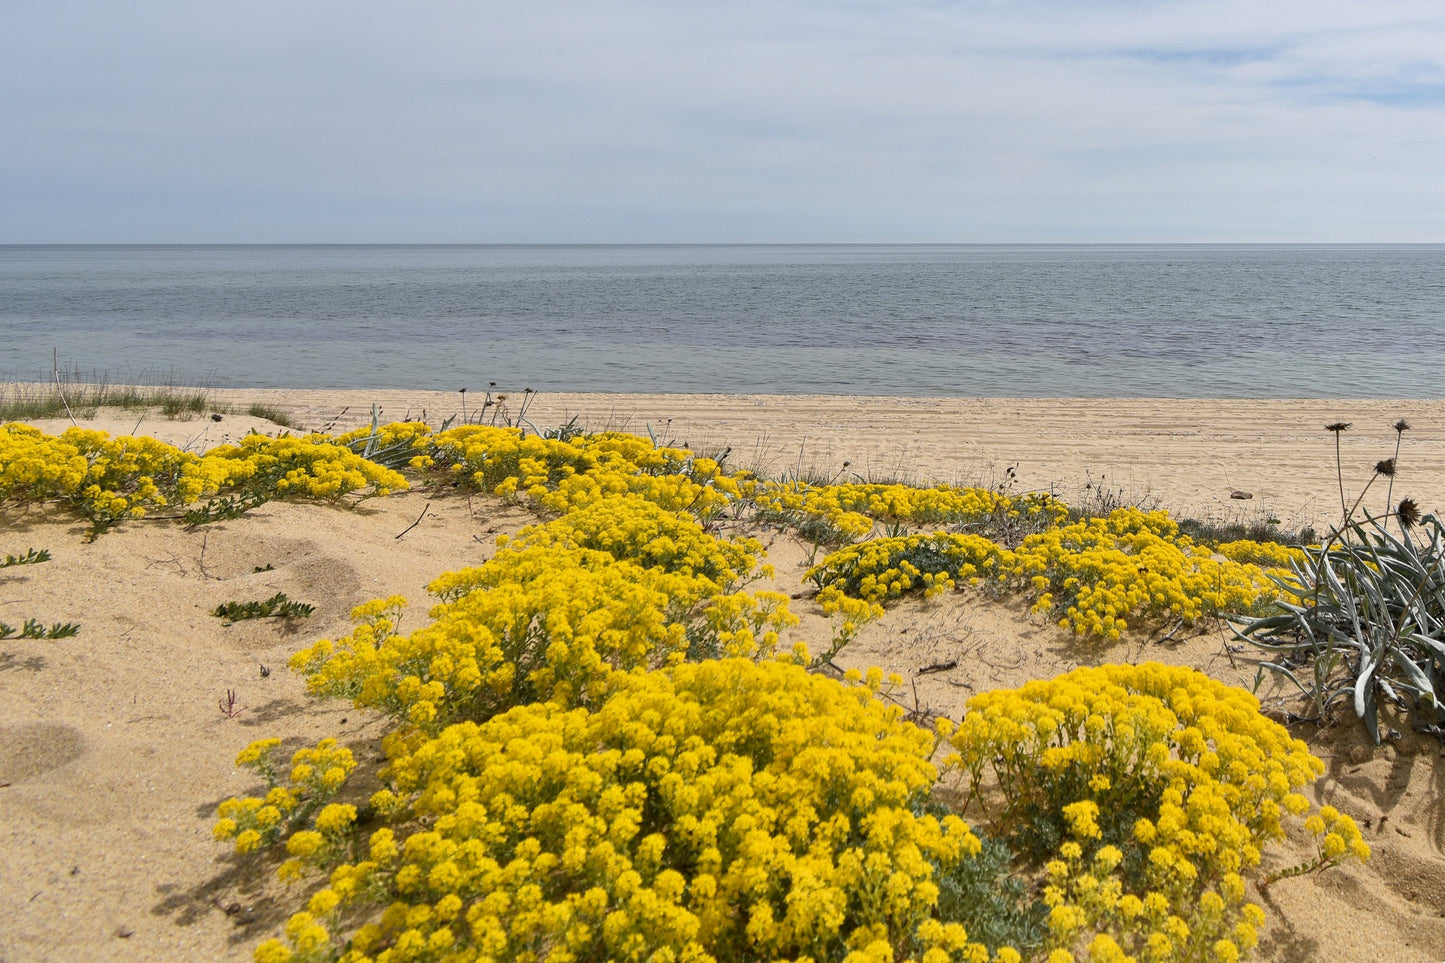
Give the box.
[687,588,801,662]
[0,423,406,531]
[498,495,767,591]
[200,433,407,503]
[1212,540,1308,569]
[0,424,89,504]
[291,547,705,731]
[187,421,1362,963]
[213,737,358,858]
[0,423,216,526]
[294,494,803,730]
[1010,510,1296,638]
[291,445,803,733]
[751,477,1069,540]
[806,533,1011,604]
[253,658,1001,963]
[807,508,1297,639]
[422,426,746,519]
[754,481,1068,547]
[943,663,1367,961]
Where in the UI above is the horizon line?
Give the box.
[4,240,1444,248]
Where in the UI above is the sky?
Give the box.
[2,1,1443,243]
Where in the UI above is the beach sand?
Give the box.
[2,391,1443,962]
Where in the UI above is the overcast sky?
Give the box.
[2,1,1442,243]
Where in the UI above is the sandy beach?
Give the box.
[2,391,1443,962]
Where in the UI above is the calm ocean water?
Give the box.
[1,244,1442,397]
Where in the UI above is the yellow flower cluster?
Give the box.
[202,432,407,503]
[1212,540,1308,569]
[1303,805,1371,866]
[1040,839,1265,963]
[808,508,1297,638]
[1009,510,1295,638]
[292,489,799,732]
[1266,804,1371,886]
[807,532,1011,603]
[497,495,767,590]
[291,545,698,730]
[213,737,357,858]
[0,423,213,525]
[0,423,407,529]
[423,425,746,519]
[754,481,1068,544]
[944,663,1365,961]
[257,658,998,963]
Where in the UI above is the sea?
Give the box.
[2,244,1442,397]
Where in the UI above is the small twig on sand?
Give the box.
[395,501,432,540]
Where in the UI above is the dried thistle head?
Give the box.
[1394,419,1411,433]
[1326,422,1352,433]
[1397,497,1421,529]
[1375,458,1397,477]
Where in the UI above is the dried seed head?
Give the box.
[1326,422,1352,433]
[1375,458,1397,477]
[1397,497,1421,528]
[1394,419,1411,433]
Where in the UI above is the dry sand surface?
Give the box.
[2,392,1443,962]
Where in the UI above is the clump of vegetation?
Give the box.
[245,402,295,427]
[753,479,1069,549]
[0,373,211,421]
[0,618,79,640]
[213,592,315,624]
[1,547,51,568]
[0,423,408,534]
[213,737,357,853]
[945,663,1367,960]
[807,531,1010,602]
[198,419,1370,963]
[1238,420,1444,743]
[1174,515,1316,552]
[806,507,1301,640]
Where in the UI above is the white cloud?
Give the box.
[0,0,1442,240]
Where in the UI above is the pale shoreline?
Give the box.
[13,386,1445,530]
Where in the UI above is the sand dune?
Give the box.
[2,392,1442,962]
